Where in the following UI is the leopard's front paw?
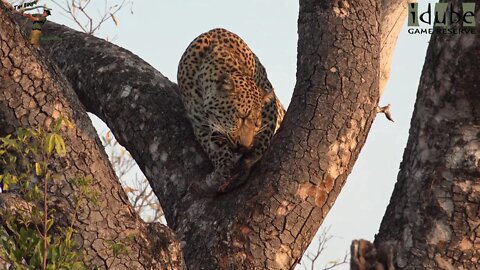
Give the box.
[188,171,232,196]
[205,171,235,193]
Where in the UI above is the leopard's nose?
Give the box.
[229,136,252,152]
[237,130,254,149]
[236,137,253,151]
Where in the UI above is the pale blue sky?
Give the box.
[27,1,432,268]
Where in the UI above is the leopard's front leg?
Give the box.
[191,126,243,193]
[203,141,244,193]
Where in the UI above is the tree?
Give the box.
[352,0,480,268]
[2,0,477,269]
[0,0,396,268]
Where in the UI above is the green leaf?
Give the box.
[64,227,74,246]
[1,136,17,149]
[54,134,67,156]
[49,246,58,263]
[0,127,88,269]
[46,218,54,232]
[72,261,86,270]
[1,174,18,191]
[52,118,63,133]
[35,162,43,176]
[16,128,26,141]
[47,133,55,155]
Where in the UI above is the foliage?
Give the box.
[0,119,93,270]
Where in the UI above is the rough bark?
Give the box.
[9,0,382,268]
[1,0,423,268]
[379,0,407,96]
[230,0,380,267]
[370,2,480,269]
[0,5,184,269]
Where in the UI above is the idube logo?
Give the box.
[407,2,476,34]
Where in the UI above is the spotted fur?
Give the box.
[177,28,285,192]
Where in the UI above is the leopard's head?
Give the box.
[204,73,274,152]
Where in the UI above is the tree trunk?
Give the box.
[379,0,408,96]
[0,6,184,269]
[1,0,415,268]
[355,1,480,269]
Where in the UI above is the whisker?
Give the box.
[211,124,227,134]
[208,115,229,133]
[211,137,227,143]
[256,124,269,134]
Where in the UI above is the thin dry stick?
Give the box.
[43,173,48,270]
[302,227,349,270]
[50,0,130,35]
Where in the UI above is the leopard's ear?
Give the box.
[217,73,234,92]
[262,89,275,105]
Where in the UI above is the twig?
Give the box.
[42,173,49,270]
[50,0,129,35]
[302,227,349,270]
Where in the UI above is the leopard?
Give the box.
[177,28,285,193]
